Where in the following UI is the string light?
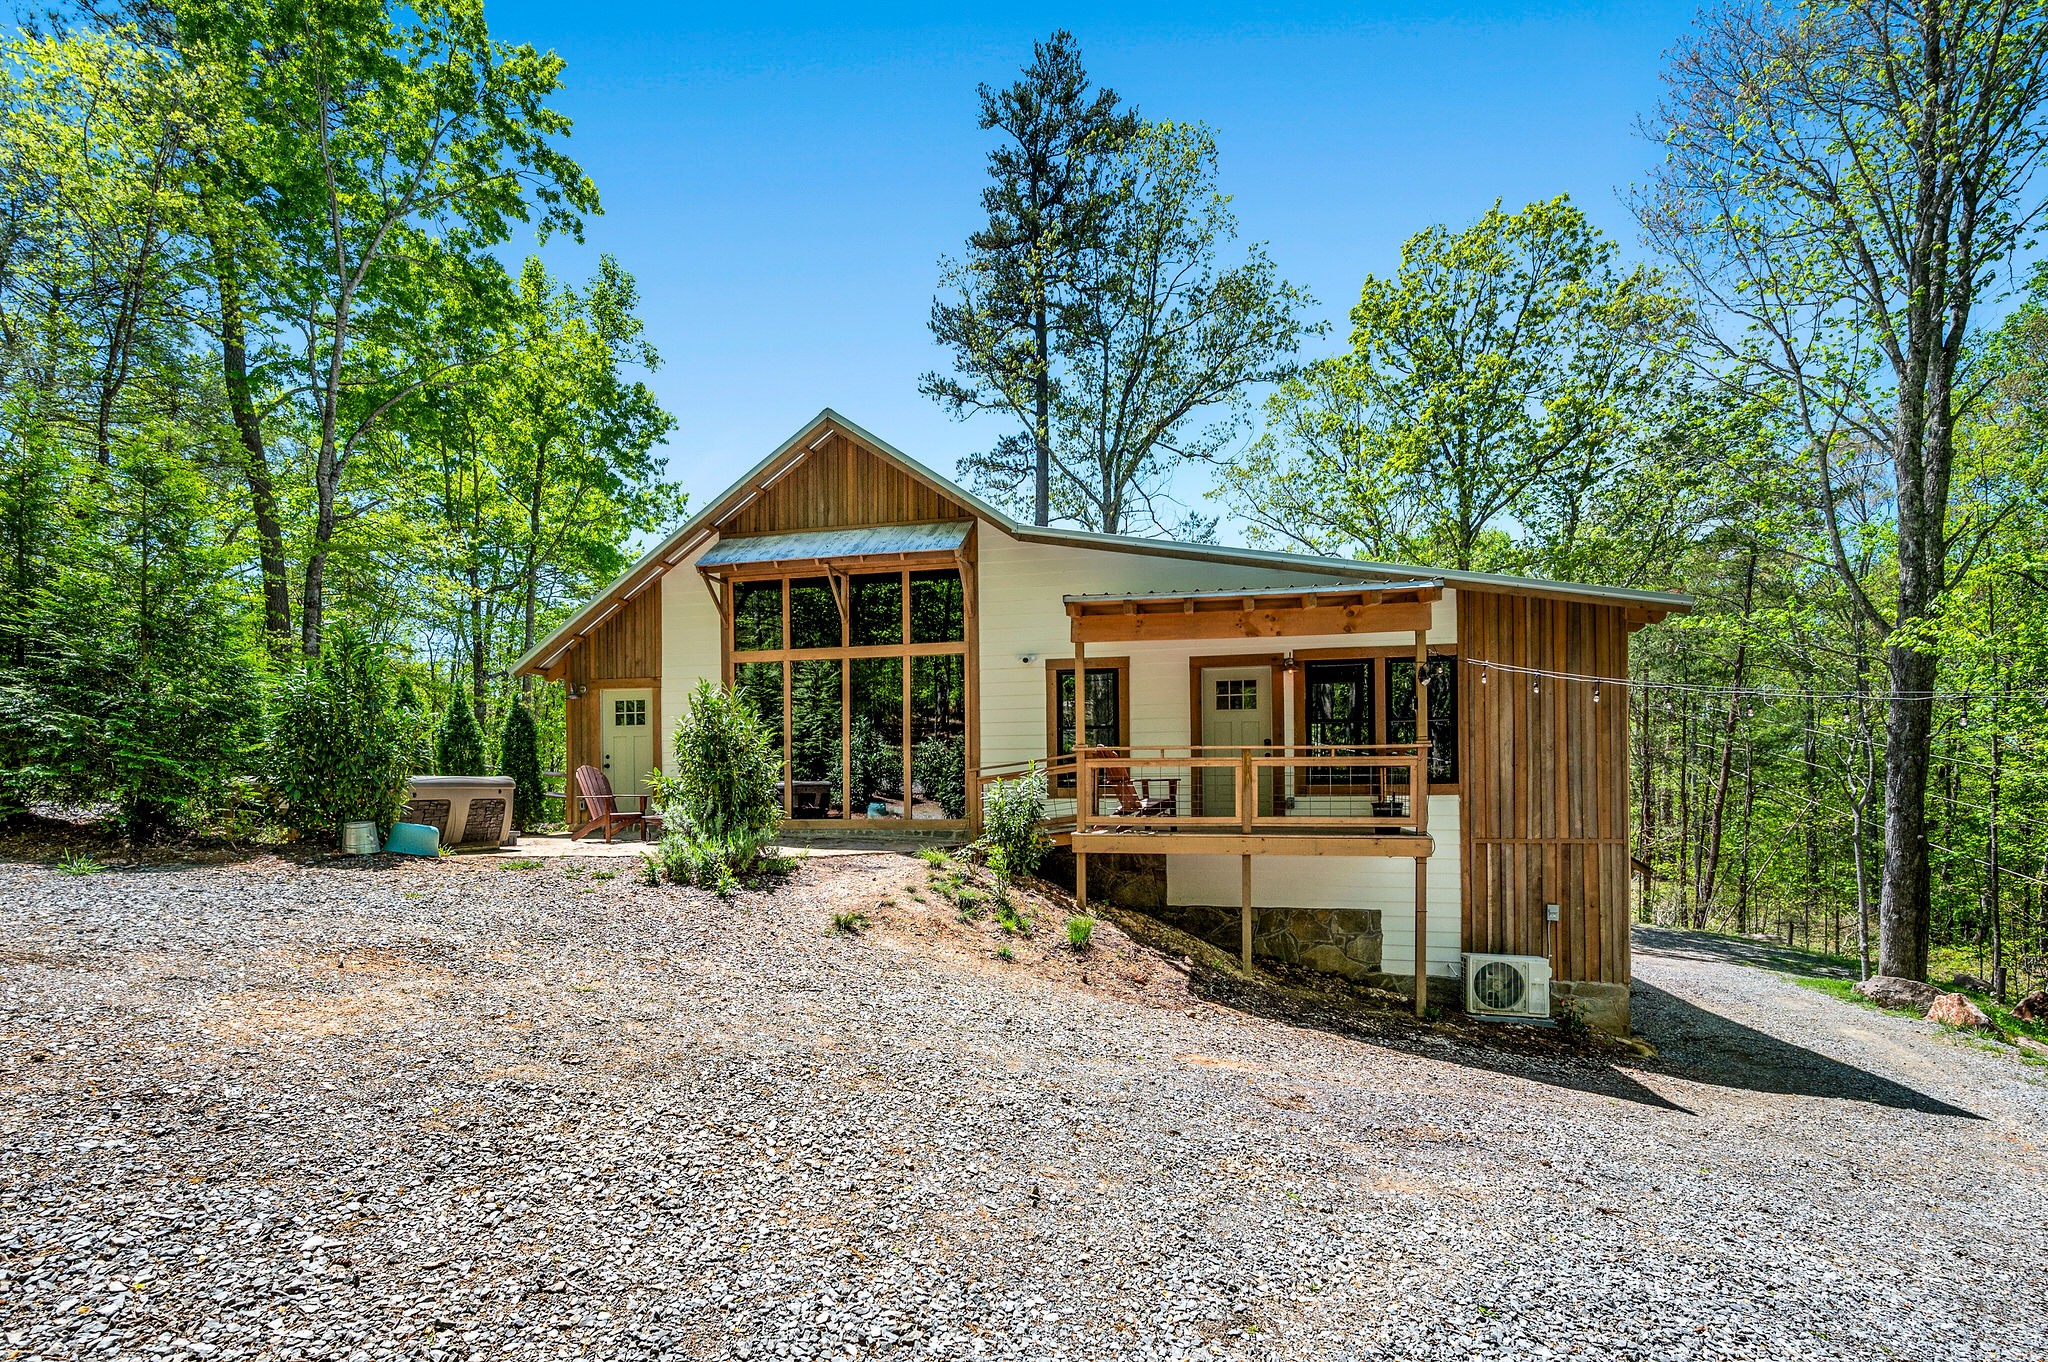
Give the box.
[1460,656,2046,706]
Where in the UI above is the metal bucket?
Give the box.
[340,821,380,856]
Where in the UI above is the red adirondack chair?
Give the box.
[571,764,654,842]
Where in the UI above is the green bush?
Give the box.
[655,678,782,844]
[1067,915,1095,949]
[435,695,487,776]
[1,445,265,843]
[267,628,412,844]
[498,697,545,830]
[978,770,1049,881]
[646,678,787,892]
[912,734,967,819]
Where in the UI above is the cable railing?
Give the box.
[975,744,1431,837]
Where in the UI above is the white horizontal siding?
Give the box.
[1164,795,1463,977]
[660,541,723,760]
[975,524,1454,773]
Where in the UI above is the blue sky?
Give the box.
[490,1,1704,540]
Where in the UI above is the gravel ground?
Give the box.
[2,852,2044,1362]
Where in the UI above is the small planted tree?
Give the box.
[979,771,1050,881]
[268,628,411,844]
[435,695,486,776]
[647,678,785,892]
[497,697,545,830]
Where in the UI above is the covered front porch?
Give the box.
[978,578,1452,1014]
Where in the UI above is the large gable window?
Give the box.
[726,564,969,824]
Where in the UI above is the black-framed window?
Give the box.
[1388,657,1459,783]
[1303,659,1373,790]
[732,579,782,652]
[1056,667,1123,755]
[1050,663,1124,792]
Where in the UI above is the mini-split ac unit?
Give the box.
[1462,953,1552,1020]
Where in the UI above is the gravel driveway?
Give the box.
[2,854,2043,1361]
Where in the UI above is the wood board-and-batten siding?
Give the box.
[562,586,662,821]
[1458,590,1633,987]
[725,431,970,535]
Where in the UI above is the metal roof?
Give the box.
[698,520,972,568]
[1065,579,1442,605]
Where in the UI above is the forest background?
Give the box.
[1,0,2043,991]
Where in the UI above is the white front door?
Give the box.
[1199,666,1273,818]
[601,687,655,808]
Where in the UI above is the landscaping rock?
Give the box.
[2016,1035,2048,1060]
[1950,971,1992,994]
[1927,992,1996,1029]
[1853,974,1943,1014]
[2015,989,2048,1023]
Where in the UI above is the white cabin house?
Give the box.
[515,409,1688,1033]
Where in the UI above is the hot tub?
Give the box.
[401,775,518,847]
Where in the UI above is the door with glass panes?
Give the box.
[600,688,655,808]
[1198,665,1275,818]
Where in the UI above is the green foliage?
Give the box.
[435,695,487,776]
[644,680,788,896]
[926,38,1313,534]
[0,442,266,844]
[653,678,783,845]
[912,735,967,819]
[917,846,951,869]
[267,629,412,844]
[497,697,545,830]
[832,910,870,935]
[55,851,103,876]
[1218,196,1683,572]
[1066,914,1095,949]
[978,772,1050,881]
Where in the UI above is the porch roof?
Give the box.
[1063,579,1444,644]
[1064,579,1442,606]
[696,520,972,570]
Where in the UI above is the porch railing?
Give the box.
[975,744,1430,836]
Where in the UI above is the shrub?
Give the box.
[435,695,487,776]
[978,771,1049,881]
[498,697,545,830]
[654,678,782,845]
[267,629,412,844]
[9,445,266,844]
[1067,915,1095,950]
[912,735,967,819]
[832,910,870,935]
[917,846,950,869]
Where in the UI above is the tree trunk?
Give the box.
[208,230,292,652]
[1696,552,1756,917]
[1877,642,1936,979]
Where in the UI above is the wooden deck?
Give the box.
[1063,828,1434,857]
[978,745,1437,1014]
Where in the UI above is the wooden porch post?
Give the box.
[1240,854,1253,971]
[1414,854,1429,1018]
[1076,851,1089,915]
[1072,626,1090,830]
[1413,627,1430,1018]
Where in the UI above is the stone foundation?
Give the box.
[1153,903,1384,980]
[1042,849,1167,911]
[1550,979,1631,1036]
